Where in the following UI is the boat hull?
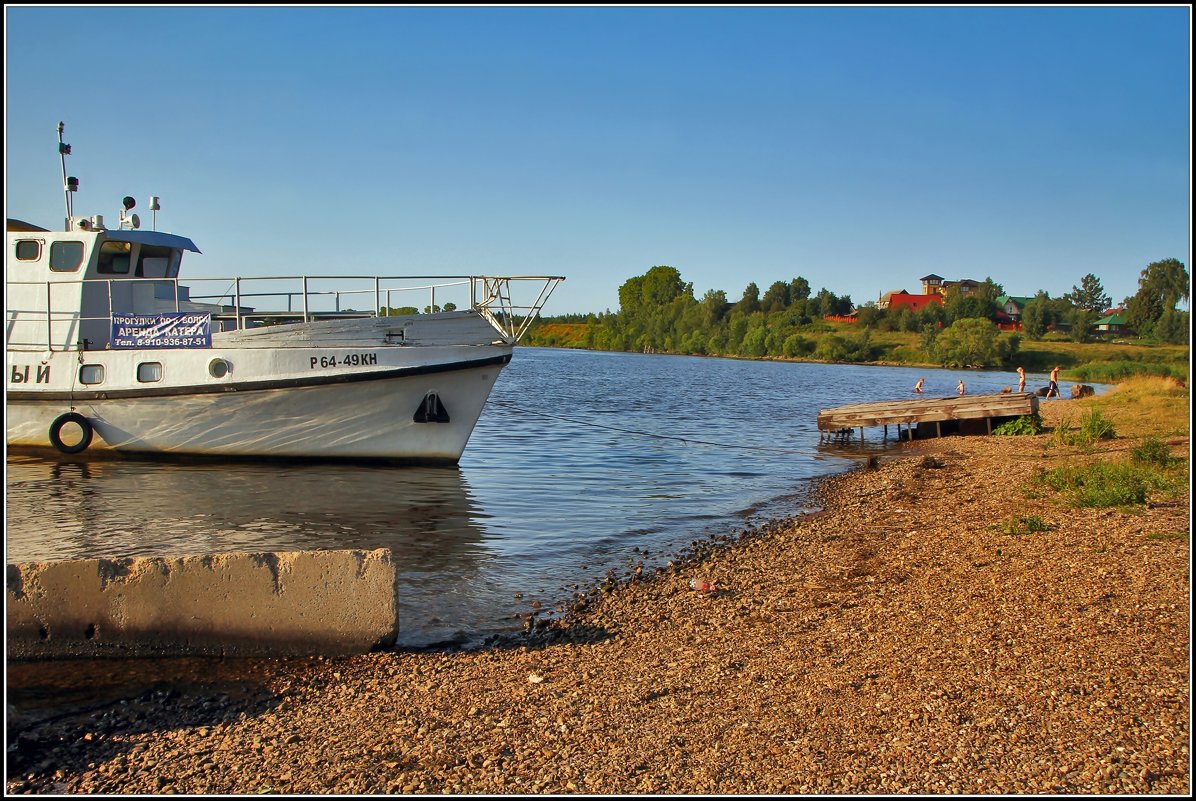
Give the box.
[7,346,511,463]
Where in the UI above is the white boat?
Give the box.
[5,123,563,463]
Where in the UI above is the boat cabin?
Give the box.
[6,218,203,352]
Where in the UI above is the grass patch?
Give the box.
[1077,408,1116,442]
[1049,408,1116,447]
[1033,460,1182,508]
[1132,436,1181,468]
[1145,531,1188,541]
[993,414,1043,436]
[1083,375,1190,439]
[1017,340,1189,378]
[991,515,1051,535]
[1069,360,1189,384]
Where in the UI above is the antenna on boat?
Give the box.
[149,196,160,231]
[57,121,78,230]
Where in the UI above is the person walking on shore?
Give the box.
[914,377,925,394]
[1046,365,1061,399]
[957,378,966,395]
[1016,366,1026,393]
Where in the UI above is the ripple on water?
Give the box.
[5,348,1090,646]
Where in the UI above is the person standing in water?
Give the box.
[914,377,925,394]
[957,378,966,395]
[1016,366,1026,393]
[1046,365,1061,398]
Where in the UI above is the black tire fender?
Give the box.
[49,412,93,454]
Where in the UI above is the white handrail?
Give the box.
[5,274,565,351]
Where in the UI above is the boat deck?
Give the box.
[817,392,1039,441]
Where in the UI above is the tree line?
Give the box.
[526,258,1189,366]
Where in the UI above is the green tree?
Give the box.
[1126,258,1190,337]
[1063,273,1111,314]
[741,326,767,357]
[810,288,852,318]
[920,324,939,359]
[726,313,750,350]
[761,281,790,313]
[781,333,812,357]
[1067,307,1098,343]
[932,318,1003,367]
[1020,294,1050,340]
[617,275,645,313]
[943,287,997,323]
[999,332,1021,363]
[855,304,884,328]
[1020,291,1075,339]
[734,283,761,315]
[700,289,728,325]
[789,276,811,302]
[813,334,850,362]
[640,265,690,306]
[917,301,946,330]
[1154,308,1190,345]
[976,277,1005,305]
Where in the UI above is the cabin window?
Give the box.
[97,241,133,274]
[135,244,177,278]
[79,364,105,385]
[49,241,85,272]
[15,240,41,261]
[137,362,163,383]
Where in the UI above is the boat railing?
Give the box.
[5,274,564,351]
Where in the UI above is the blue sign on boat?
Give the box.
[112,312,212,349]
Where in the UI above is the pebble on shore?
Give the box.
[5,396,1190,795]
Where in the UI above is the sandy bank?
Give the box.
[5,396,1190,794]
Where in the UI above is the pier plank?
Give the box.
[817,392,1038,432]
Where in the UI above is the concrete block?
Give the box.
[6,549,399,660]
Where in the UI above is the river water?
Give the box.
[4,348,1061,648]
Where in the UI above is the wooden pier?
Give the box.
[817,392,1039,442]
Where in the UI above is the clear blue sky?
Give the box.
[5,5,1191,316]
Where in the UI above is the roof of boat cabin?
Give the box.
[7,218,50,232]
[102,229,202,253]
[6,221,201,253]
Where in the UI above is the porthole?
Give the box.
[79,364,105,385]
[15,240,41,261]
[50,241,85,272]
[208,358,231,378]
[137,362,163,383]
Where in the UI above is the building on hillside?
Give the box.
[1093,312,1129,333]
[996,295,1035,321]
[887,293,943,314]
[919,274,986,297]
[942,278,981,296]
[877,288,942,314]
[919,274,945,295]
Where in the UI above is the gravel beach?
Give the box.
[5,393,1190,795]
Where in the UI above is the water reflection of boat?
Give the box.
[6,123,562,463]
[6,454,507,647]
[5,454,490,565]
